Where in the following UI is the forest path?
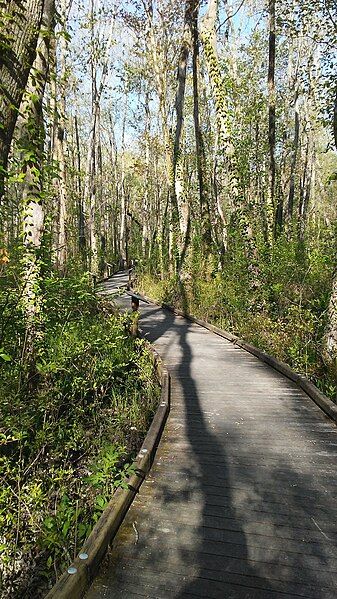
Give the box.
[87,271,337,599]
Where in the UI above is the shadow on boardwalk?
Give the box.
[140,298,337,599]
[87,281,337,599]
[139,303,271,597]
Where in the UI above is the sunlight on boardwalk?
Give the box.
[87,273,337,599]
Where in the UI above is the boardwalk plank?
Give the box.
[87,273,337,599]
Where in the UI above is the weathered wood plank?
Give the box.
[86,272,337,599]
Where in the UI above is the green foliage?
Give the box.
[0,273,159,598]
[138,229,335,399]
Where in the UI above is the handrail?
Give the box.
[130,286,337,426]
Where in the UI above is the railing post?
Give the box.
[130,295,139,337]
[128,267,133,290]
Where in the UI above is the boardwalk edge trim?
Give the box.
[45,352,170,599]
[130,287,337,426]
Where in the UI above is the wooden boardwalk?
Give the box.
[87,272,337,598]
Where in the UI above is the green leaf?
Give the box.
[44,516,54,530]
[0,348,11,362]
[62,520,70,536]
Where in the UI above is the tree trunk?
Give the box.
[268,0,276,239]
[145,0,175,270]
[82,4,115,275]
[200,0,238,246]
[324,86,337,393]
[119,96,128,268]
[172,0,198,249]
[18,0,55,342]
[0,0,44,198]
[51,0,68,271]
[142,99,150,258]
[334,85,337,151]
[74,113,85,258]
[287,92,300,220]
[192,3,211,245]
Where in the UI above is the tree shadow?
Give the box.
[138,285,337,598]
[88,282,337,599]
[136,292,276,597]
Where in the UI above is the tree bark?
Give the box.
[200,0,238,247]
[172,0,197,247]
[192,4,211,245]
[142,99,150,258]
[51,0,68,271]
[268,0,276,238]
[119,95,128,268]
[334,85,337,151]
[0,0,45,198]
[287,92,300,220]
[18,0,55,337]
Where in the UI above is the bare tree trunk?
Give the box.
[333,85,337,150]
[83,4,115,275]
[74,113,85,259]
[172,0,198,249]
[324,86,337,393]
[51,0,68,271]
[108,114,119,262]
[144,0,175,270]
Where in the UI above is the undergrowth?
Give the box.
[136,232,336,400]
[0,272,159,598]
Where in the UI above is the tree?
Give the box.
[199,0,238,251]
[17,0,55,346]
[0,0,45,199]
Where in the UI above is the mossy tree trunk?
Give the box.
[0,0,45,202]
[268,0,277,240]
[199,0,238,251]
[52,0,68,271]
[191,4,212,248]
[17,0,55,351]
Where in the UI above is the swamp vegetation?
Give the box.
[0,269,159,596]
[0,0,337,595]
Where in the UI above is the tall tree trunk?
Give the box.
[200,0,237,248]
[145,0,175,270]
[334,85,337,151]
[0,0,45,199]
[268,0,277,239]
[51,0,68,271]
[172,0,197,251]
[142,100,150,259]
[74,113,85,258]
[108,114,119,262]
[287,92,300,220]
[119,96,128,268]
[191,3,211,245]
[82,4,115,274]
[18,0,55,345]
[325,87,337,395]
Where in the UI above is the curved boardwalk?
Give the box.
[88,273,337,599]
